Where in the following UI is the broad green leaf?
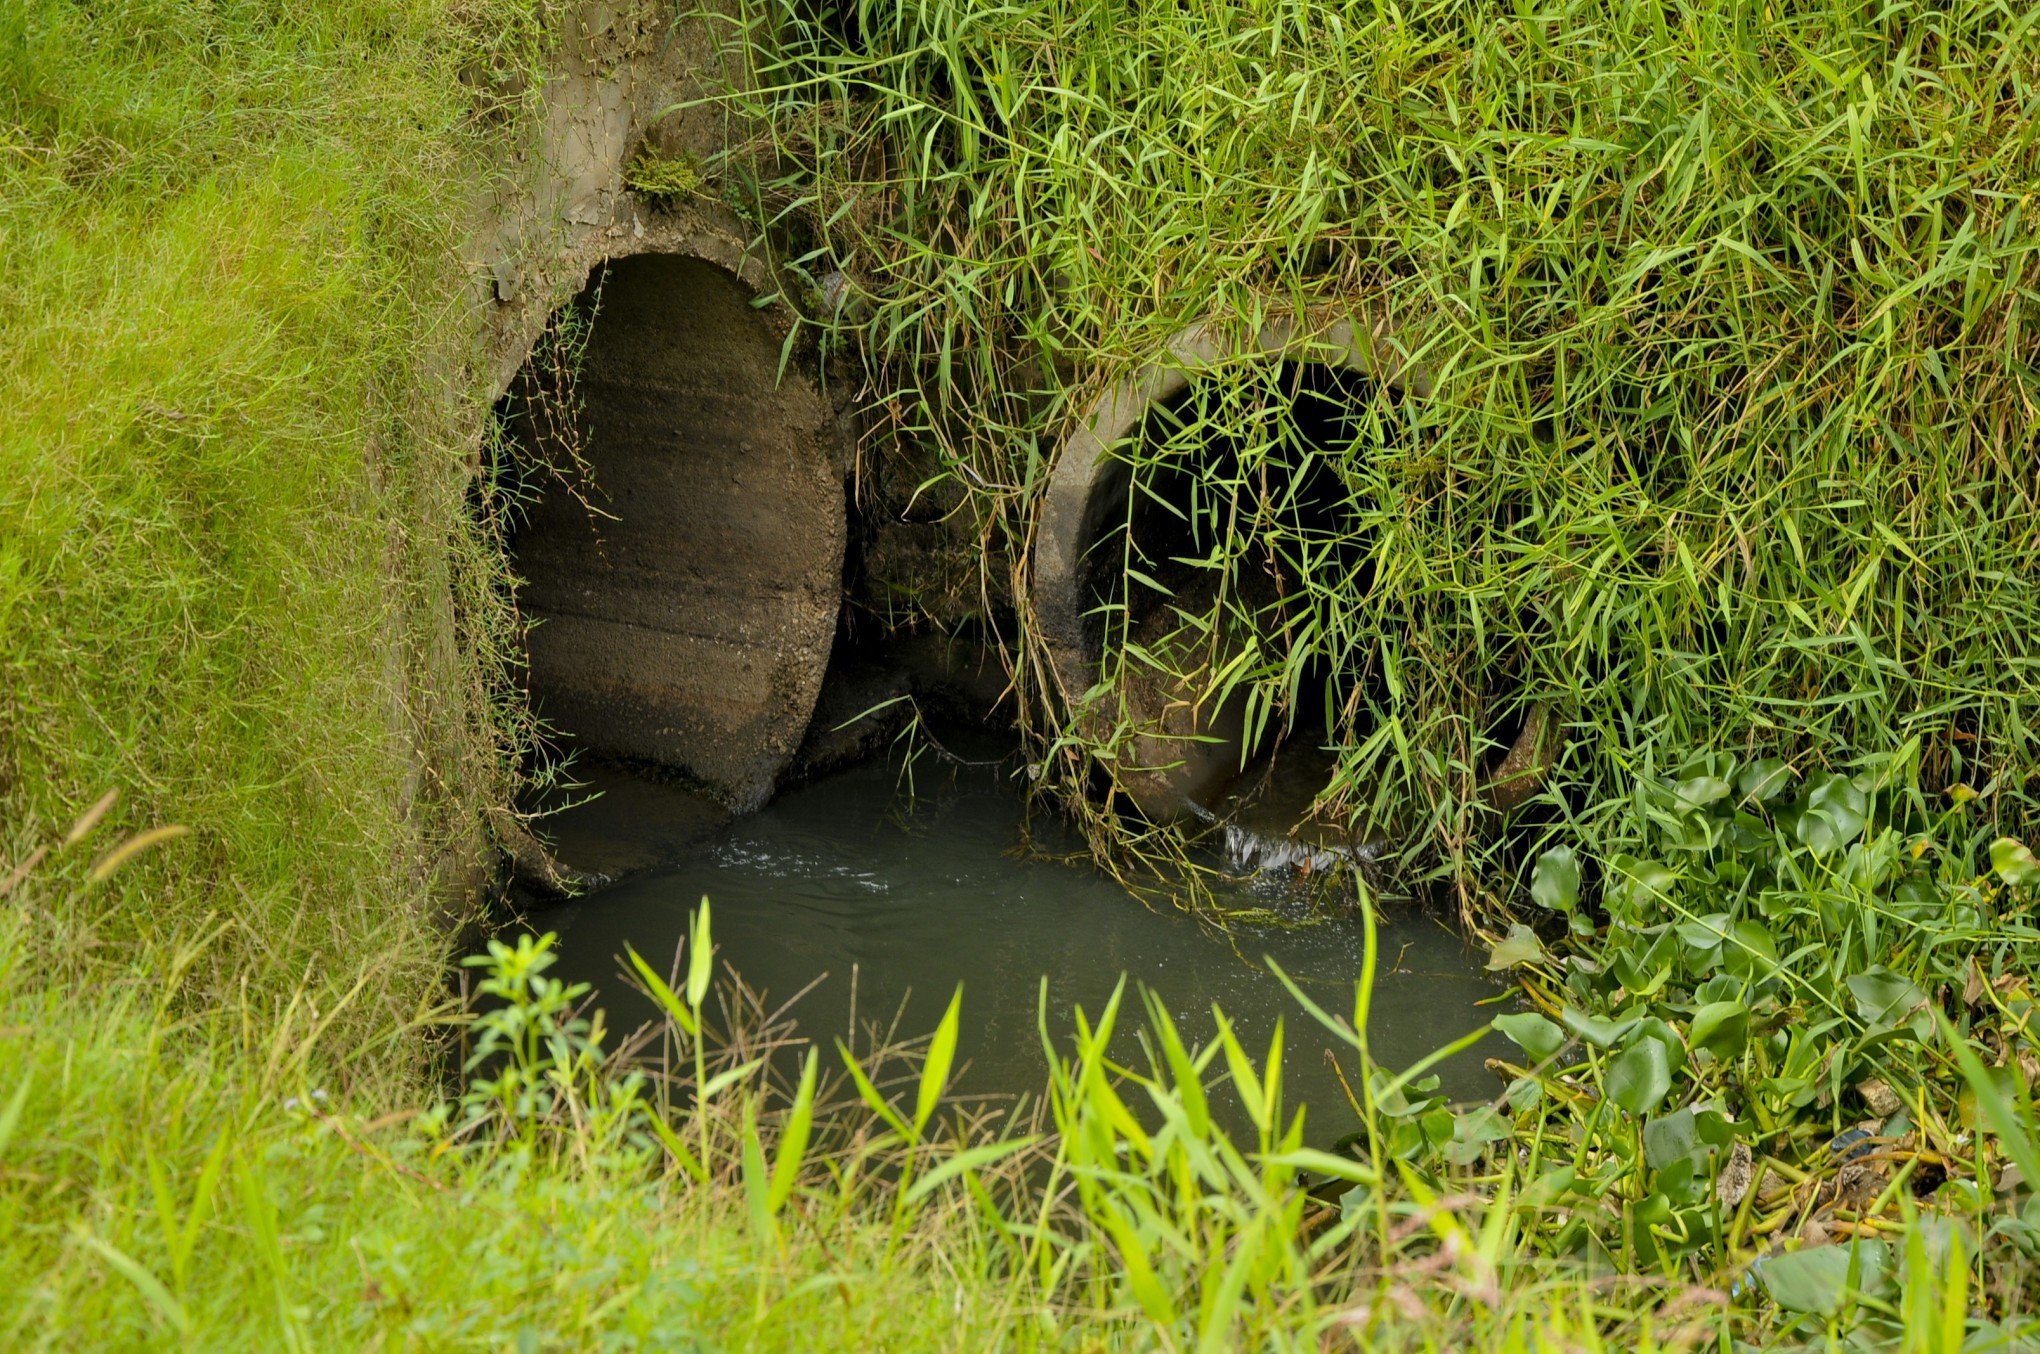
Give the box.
[1608,1037,1673,1115]
[1633,1189,1673,1229]
[1675,913,1734,954]
[1663,1154,1711,1208]
[1606,856,1678,923]
[1721,920,1780,980]
[1634,1019,1689,1077]
[1798,775,1869,855]
[1643,1107,1697,1171]
[1689,1002,1749,1059]
[1797,812,1849,856]
[1847,968,1927,1027]
[1612,932,1676,997]
[1737,758,1793,802]
[1991,838,2040,887]
[1531,846,1580,913]
[1443,1106,1511,1165]
[1673,775,1731,809]
[1693,1108,1736,1151]
[1486,923,1547,971]
[1518,1165,1578,1208]
[1814,773,1870,818]
[1562,1007,1639,1049]
[1367,1067,1442,1119]
[1758,1241,1892,1315]
[1494,1012,1564,1062]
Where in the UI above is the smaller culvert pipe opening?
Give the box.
[496,251,845,810]
[1032,315,1548,830]
[1085,362,1383,817]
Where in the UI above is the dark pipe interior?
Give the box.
[1080,362,1385,778]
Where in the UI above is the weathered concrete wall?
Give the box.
[508,252,843,809]
[472,1,746,361]
[469,2,851,811]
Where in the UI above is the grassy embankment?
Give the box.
[0,1,1517,1346]
[6,0,2040,1346]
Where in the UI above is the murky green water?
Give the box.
[527,750,1500,1139]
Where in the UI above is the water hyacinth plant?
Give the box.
[1454,743,2040,1338]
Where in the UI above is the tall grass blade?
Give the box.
[915,984,962,1136]
[72,1230,192,1338]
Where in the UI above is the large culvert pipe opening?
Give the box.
[498,251,845,811]
[1036,322,1393,829]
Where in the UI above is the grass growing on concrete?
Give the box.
[730,0,2040,900]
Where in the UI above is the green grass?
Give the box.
[0,0,541,1041]
[729,0,2040,891]
[0,856,1709,1350]
[9,835,2024,1348]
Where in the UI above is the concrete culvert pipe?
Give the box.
[502,250,845,810]
[1031,313,1554,825]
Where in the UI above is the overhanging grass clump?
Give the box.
[730,0,2040,888]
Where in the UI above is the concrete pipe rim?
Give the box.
[1030,309,1557,825]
